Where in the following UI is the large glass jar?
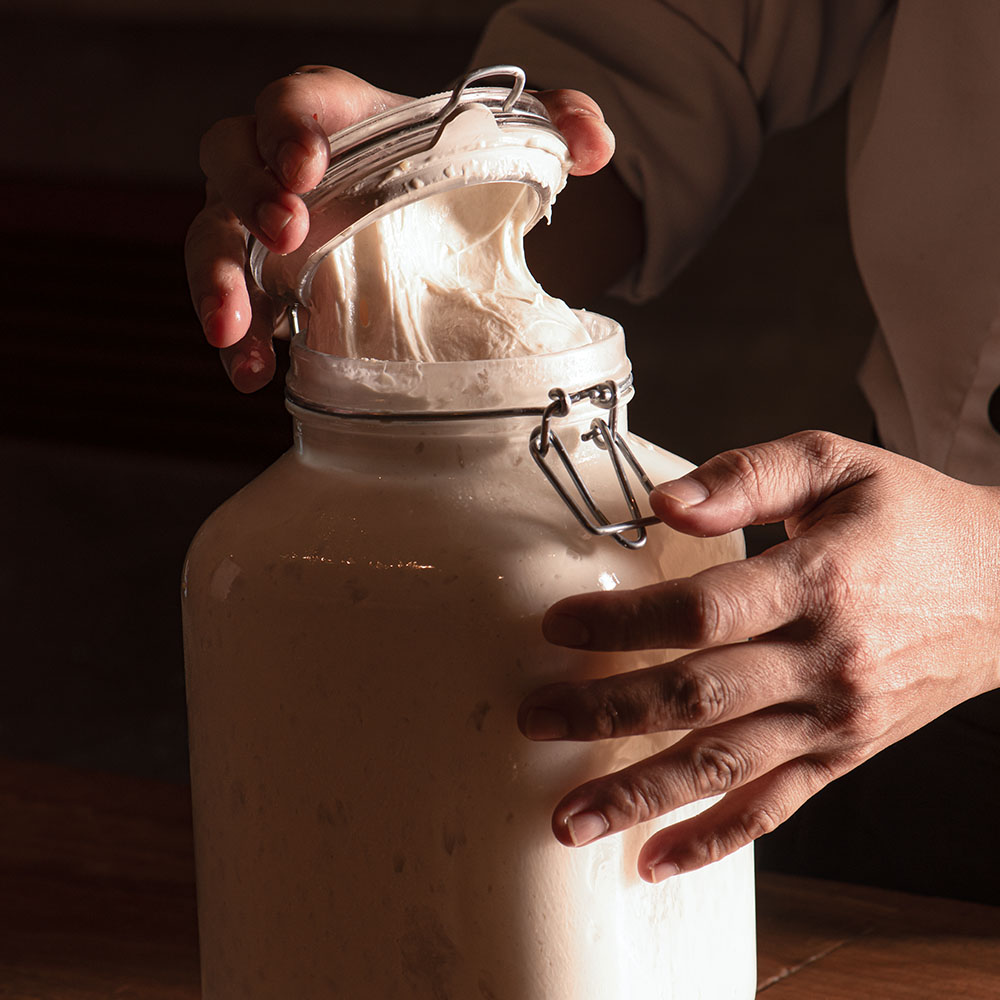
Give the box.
[182,317,755,999]
[182,66,755,999]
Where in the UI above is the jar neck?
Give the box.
[285,313,634,473]
[290,396,632,473]
[285,312,630,417]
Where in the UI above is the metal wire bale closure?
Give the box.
[529,380,661,550]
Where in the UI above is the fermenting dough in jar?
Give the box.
[306,182,592,361]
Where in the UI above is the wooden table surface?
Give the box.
[1,758,997,998]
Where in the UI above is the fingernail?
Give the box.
[543,613,590,647]
[566,811,608,846]
[225,351,247,377]
[228,348,267,378]
[226,352,265,394]
[648,860,681,883]
[523,707,568,740]
[563,105,601,121]
[276,139,310,188]
[654,477,710,507]
[257,201,293,243]
[244,348,265,375]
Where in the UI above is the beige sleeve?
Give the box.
[473,0,890,301]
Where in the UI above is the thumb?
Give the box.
[649,431,879,536]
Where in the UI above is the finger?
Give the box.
[535,89,615,176]
[199,116,309,255]
[185,189,253,348]
[520,638,804,741]
[255,66,410,192]
[637,757,833,881]
[548,709,821,852]
[542,541,808,651]
[648,431,882,538]
[219,286,278,392]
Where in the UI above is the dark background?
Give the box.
[17,3,976,900]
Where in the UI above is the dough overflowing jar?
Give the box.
[182,67,756,999]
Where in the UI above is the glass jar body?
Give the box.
[182,326,756,999]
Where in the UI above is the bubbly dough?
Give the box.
[305,181,593,361]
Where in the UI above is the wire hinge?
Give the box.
[529,380,660,549]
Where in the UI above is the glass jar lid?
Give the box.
[248,66,570,305]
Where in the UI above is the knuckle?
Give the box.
[823,691,884,749]
[809,635,887,750]
[256,73,301,107]
[673,828,734,871]
[734,802,784,842]
[664,666,728,727]
[257,66,352,117]
[837,635,879,693]
[801,753,848,787]
[675,582,737,646]
[590,692,627,740]
[789,429,868,495]
[183,200,241,269]
[256,72,321,122]
[823,630,879,702]
[786,540,864,634]
[810,550,858,618]
[586,681,651,740]
[713,446,767,504]
[789,429,843,465]
[603,774,667,827]
[612,586,687,649]
[690,743,749,794]
[617,593,665,648]
[666,799,783,873]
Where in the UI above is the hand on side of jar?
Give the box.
[184,67,615,391]
[522,430,1000,882]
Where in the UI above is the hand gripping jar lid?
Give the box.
[247,65,571,308]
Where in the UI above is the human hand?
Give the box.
[184,67,615,391]
[521,431,1000,882]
